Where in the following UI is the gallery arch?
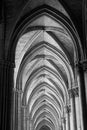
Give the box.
[11,2,86,130]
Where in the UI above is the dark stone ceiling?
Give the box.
[1,0,83,20]
[59,0,82,17]
[0,0,86,40]
[59,0,83,38]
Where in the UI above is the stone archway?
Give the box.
[11,1,84,130]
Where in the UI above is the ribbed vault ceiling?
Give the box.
[15,14,75,130]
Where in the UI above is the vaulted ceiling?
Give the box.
[0,0,83,28]
[14,13,75,130]
[1,0,86,55]
[0,0,86,130]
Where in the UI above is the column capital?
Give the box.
[65,105,71,113]
[21,105,27,109]
[75,60,87,72]
[80,59,87,71]
[13,88,23,94]
[68,87,79,98]
[73,87,79,97]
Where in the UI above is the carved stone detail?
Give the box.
[81,60,87,71]
[65,105,71,113]
[13,88,23,94]
[75,60,87,72]
[68,87,79,98]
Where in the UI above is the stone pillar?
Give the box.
[65,106,70,130]
[12,88,16,130]
[14,89,23,130]
[69,106,72,130]
[84,70,87,102]
[21,105,27,130]
[62,117,66,130]
[74,87,81,130]
[28,119,33,130]
[82,60,87,105]
[69,89,77,130]
[0,61,15,130]
[76,62,87,130]
[26,117,30,130]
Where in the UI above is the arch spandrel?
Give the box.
[14,0,70,26]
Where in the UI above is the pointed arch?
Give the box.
[10,3,84,130]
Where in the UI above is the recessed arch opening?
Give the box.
[39,125,51,130]
[12,5,84,130]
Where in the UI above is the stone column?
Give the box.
[84,70,87,103]
[0,61,15,130]
[12,88,16,130]
[76,62,87,130]
[69,106,72,130]
[61,117,66,130]
[21,105,27,130]
[29,119,33,130]
[26,117,30,130]
[69,89,77,130]
[82,60,87,105]
[74,87,81,130]
[14,89,23,130]
[65,106,70,130]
